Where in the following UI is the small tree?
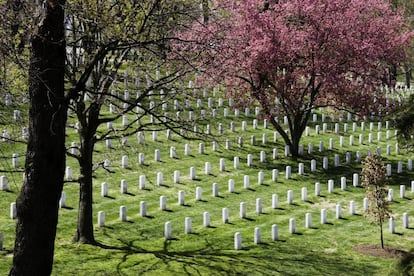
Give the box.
[361,155,392,249]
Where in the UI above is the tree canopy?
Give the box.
[174,0,413,156]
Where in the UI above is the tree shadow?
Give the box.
[91,234,381,276]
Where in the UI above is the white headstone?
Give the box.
[160,196,167,210]
[272,169,278,182]
[139,175,146,190]
[244,175,250,189]
[151,149,159,162]
[222,208,229,223]
[349,200,355,215]
[59,192,66,208]
[271,224,279,241]
[165,222,172,239]
[336,204,341,219]
[287,190,293,205]
[285,166,291,179]
[389,217,395,234]
[228,179,235,193]
[181,217,191,235]
[301,187,307,201]
[310,159,316,172]
[363,197,369,211]
[400,185,406,199]
[321,157,328,170]
[315,182,320,196]
[234,157,239,169]
[140,201,147,217]
[403,213,409,229]
[234,232,242,250]
[0,176,8,190]
[254,227,261,244]
[174,170,180,184]
[328,180,334,194]
[121,156,128,169]
[203,212,210,227]
[219,158,225,172]
[352,173,359,187]
[120,206,127,222]
[258,171,264,185]
[289,218,296,234]
[272,194,279,209]
[320,209,327,224]
[341,177,347,190]
[388,188,394,202]
[190,167,196,180]
[101,182,108,197]
[256,198,262,214]
[12,154,19,168]
[305,213,312,229]
[97,211,105,227]
[240,202,247,218]
[153,172,162,186]
[178,190,185,205]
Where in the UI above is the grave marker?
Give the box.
[289,218,296,234]
[271,225,279,241]
[185,217,192,234]
[228,179,235,193]
[0,176,8,190]
[254,227,261,244]
[234,232,242,250]
[120,206,127,222]
[305,213,312,229]
[321,209,327,224]
[165,222,172,240]
[97,211,105,227]
[203,212,210,227]
[240,202,247,218]
[160,196,167,210]
[140,201,147,217]
[222,208,229,223]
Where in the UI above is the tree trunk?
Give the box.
[73,135,96,244]
[405,66,411,89]
[380,217,384,249]
[10,1,66,275]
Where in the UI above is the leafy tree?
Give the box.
[8,0,67,274]
[174,0,413,157]
[64,0,202,244]
[361,155,392,249]
[394,93,414,152]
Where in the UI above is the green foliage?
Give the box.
[361,155,391,225]
[395,94,414,151]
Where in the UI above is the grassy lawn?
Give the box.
[0,86,413,275]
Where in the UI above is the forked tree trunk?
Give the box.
[10,1,66,275]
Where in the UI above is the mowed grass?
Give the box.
[1,87,414,275]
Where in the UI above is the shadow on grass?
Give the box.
[92,235,381,276]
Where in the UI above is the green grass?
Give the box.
[1,88,414,275]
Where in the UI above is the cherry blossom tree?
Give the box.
[174,0,413,157]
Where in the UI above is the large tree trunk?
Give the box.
[10,1,66,275]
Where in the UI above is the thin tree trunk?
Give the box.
[405,67,411,89]
[74,136,96,244]
[380,217,384,249]
[10,0,66,275]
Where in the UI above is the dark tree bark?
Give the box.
[9,1,66,275]
[73,105,99,244]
